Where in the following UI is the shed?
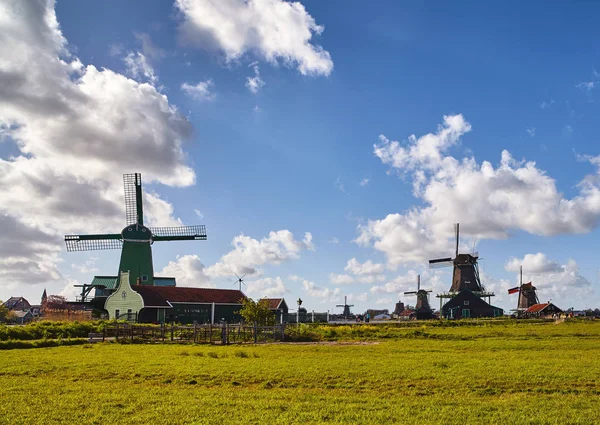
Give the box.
[12,310,34,324]
[259,298,289,324]
[441,290,503,319]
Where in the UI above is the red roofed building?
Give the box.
[525,302,562,318]
[258,298,289,324]
[104,272,248,324]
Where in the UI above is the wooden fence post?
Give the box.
[171,321,174,341]
[253,323,258,344]
[209,324,213,344]
[115,322,119,342]
[193,323,197,344]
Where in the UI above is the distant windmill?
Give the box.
[508,265,539,314]
[232,273,247,292]
[336,296,354,318]
[404,275,433,320]
[64,173,207,293]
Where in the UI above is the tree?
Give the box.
[0,301,9,322]
[44,295,68,311]
[238,298,275,326]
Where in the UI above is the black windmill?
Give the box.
[404,275,433,320]
[336,296,354,319]
[429,223,495,313]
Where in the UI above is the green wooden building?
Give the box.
[105,272,247,324]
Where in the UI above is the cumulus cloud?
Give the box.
[360,178,370,187]
[0,0,195,293]
[344,258,384,275]
[359,114,600,267]
[302,280,340,298]
[175,0,333,76]
[124,52,157,84]
[329,273,354,285]
[205,230,315,277]
[181,79,215,101]
[158,254,213,287]
[502,253,593,307]
[246,276,289,297]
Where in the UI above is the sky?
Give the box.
[2,0,600,314]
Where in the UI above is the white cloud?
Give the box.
[359,115,600,267]
[124,52,157,84]
[205,230,314,277]
[526,127,536,137]
[0,0,194,291]
[194,209,204,218]
[505,253,562,274]
[181,80,215,101]
[503,253,593,307]
[246,276,288,297]
[302,280,340,298]
[246,64,265,94]
[133,32,165,61]
[375,297,392,305]
[360,178,370,187]
[175,0,333,76]
[540,99,555,109]
[158,254,213,287]
[328,237,339,244]
[344,258,385,275]
[329,273,354,285]
[577,81,596,92]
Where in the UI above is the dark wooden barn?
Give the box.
[441,290,503,319]
[259,298,289,324]
[525,303,562,318]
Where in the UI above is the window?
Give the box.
[141,275,148,282]
[464,300,470,306]
[115,309,120,319]
[461,309,470,318]
[127,309,133,321]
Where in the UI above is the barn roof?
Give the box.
[133,286,247,307]
[526,303,556,313]
[260,298,284,309]
[2,297,30,310]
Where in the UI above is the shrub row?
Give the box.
[0,338,88,350]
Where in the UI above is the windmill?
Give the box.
[404,275,433,320]
[508,265,539,315]
[336,296,354,318]
[231,273,246,292]
[429,223,495,311]
[64,173,207,295]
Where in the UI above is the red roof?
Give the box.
[133,286,247,307]
[260,298,283,309]
[526,303,549,313]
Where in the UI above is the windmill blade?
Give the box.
[124,173,143,226]
[404,291,417,295]
[64,234,122,252]
[429,257,454,268]
[151,225,207,241]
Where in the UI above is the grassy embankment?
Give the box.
[1,320,600,424]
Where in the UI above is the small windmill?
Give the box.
[336,296,354,318]
[232,273,246,292]
[508,265,539,314]
[404,275,433,320]
[64,173,207,291]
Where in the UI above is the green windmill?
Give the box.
[65,173,207,295]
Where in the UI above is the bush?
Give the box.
[0,320,103,341]
[285,324,322,342]
[0,338,88,350]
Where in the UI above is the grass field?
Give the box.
[1,320,600,424]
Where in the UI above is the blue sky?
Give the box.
[2,0,600,313]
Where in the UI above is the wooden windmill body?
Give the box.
[429,224,500,319]
[508,266,540,316]
[404,275,433,320]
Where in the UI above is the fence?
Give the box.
[284,311,329,323]
[103,323,286,344]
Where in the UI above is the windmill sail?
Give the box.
[123,173,143,226]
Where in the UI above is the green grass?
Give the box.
[1,320,600,424]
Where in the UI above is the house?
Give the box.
[2,297,32,312]
[12,310,34,324]
[104,272,247,324]
[259,298,289,324]
[441,290,503,319]
[525,303,562,318]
